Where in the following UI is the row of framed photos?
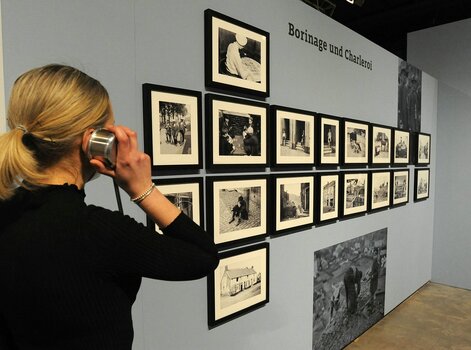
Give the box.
[148,168,430,249]
[142,83,432,172]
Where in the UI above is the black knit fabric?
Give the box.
[0,184,219,349]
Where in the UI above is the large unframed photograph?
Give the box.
[397,59,422,132]
[313,228,387,350]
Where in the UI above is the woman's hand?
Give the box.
[89,125,152,198]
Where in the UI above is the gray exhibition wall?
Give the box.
[2,1,437,349]
[408,20,471,290]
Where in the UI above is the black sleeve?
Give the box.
[84,207,219,281]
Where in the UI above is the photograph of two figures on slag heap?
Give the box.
[313,228,387,350]
[219,111,261,157]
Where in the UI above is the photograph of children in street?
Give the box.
[313,228,388,350]
[159,101,192,155]
[219,112,261,157]
[144,84,201,169]
[208,95,268,167]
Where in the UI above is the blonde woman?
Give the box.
[0,64,219,349]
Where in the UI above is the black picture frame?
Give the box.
[391,169,410,207]
[342,118,370,166]
[205,93,269,169]
[207,242,269,328]
[414,168,430,201]
[271,173,315,235]
[392,128,410,166]
[340,171,369,218]
[206,175,269,248]
[142,83,202,173]
[368,170,391,212]
[316,172,340,224]
[204,9,270,98]
[270,105,316,168]
[414,132,431,166]
[146,177,204,233]
[369,123,392,166]
[317,113,341,167]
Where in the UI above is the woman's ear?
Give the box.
[81,128,95,155]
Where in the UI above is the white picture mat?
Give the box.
[275,110,314,164]
[212,99,267,164]
[154,182,201,233]
[343,173,368,215]
[371,126,391,164]
[211,16,267,93]
[276,176,314,230]
[417,134,431,163]
[393,130,410,163]
[392,171,409,204]
[151,90,199,165]
[213,247,267,321]
[320,117,339,164]
[212,178,267,245]
[416,169,430,199]
[371,172,391,210]
[344,121,369,163]
[320,175,339,221]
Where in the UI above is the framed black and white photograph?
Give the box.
[313,228,387,350]
[204,9,269,98]
[147,177,203,233]
[208,242,269,327]
[392,129,410,165]
[318,114,341,166]
[369,124,392,165]
[414,168,430,201]
[415,132,431,166]
[272,173,315,235]
[206,94,268,169]
[391,169,409,206]
[206,175,268,247]
[142,84,202,172]
[271,105,315,167]
[343,119,369,165]
[398,59,422,132]
[317,173,340,224]
[369,171,391,212]
[341,172,368,217]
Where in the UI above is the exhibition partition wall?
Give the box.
[1,1,437,349]
[408,19,471,291]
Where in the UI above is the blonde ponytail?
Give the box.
[0,64,111,200]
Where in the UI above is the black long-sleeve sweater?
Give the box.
[0,184,219,349]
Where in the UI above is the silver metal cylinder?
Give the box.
[87,128,117,169]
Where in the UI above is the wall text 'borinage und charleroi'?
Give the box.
[288,22,373,71]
